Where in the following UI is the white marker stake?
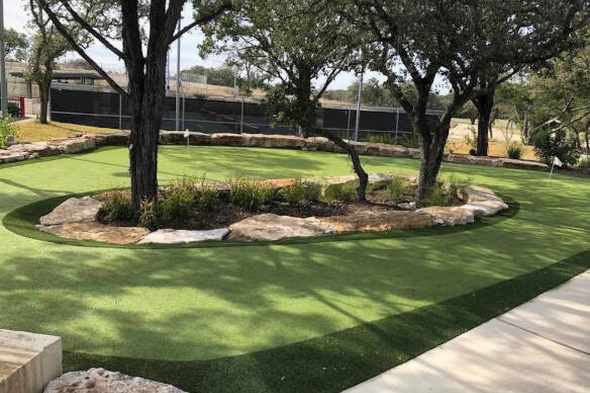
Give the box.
[549,156,562,179]
[184,129,190,147]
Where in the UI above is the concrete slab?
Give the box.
[343,270,590,393]
[498,270,590,353]
[343,319,590,393]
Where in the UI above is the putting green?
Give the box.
[1,146,589,391]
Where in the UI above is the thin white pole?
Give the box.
[354,71,363,142]
[0,0,8,117]
[175,19,181,131]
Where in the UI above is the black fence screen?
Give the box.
[50,87,440,140]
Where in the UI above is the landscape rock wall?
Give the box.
[1,130,549,172]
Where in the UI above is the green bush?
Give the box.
[387,176,415,203]
[532,128,580,166]
[97,191,134,222]
[279,179,322,205]
[0,115,19,148]
[463,126,477,151]
[323,181,358,202]
[196,182,220,212]
[161,177,197,220]
[505,141,524,159]
[228,176,276,210]
[138,199,160,230]
[421,183,453,207]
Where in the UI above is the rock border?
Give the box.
[36,175,509,244]
[1,131,549,171]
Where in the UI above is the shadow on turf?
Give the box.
[2,193,520,249]
[60,248,590,393]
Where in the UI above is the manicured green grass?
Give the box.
[1,145,589,392]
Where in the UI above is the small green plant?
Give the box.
[421,184,452,207]
[196,182,220,212]
[138,198,161,230]
[228,176,276,210]
[532,128,581,166]
[279,179,322,205]
[505,141,524,159]
[323,181,358,202]
[161,177,197,220]
[463,126,477,151]
[387,176,415,203]
[367,134,398,145]
[0,115,19,148]
[97,190,134,222]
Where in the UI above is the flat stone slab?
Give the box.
[0,329,62,393]
[39,197,103,226]
[416,206,475,226]
[43,368,187,393]
[38,222,150,244]
[317,211,435,232]
[138,228,229,244]
[227,213,333,241]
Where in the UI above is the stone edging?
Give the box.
[1,130,549,171]
[35,174,509,244]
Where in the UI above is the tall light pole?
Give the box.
[354,69,363,142]
[0,0,8,118]
[175,18,181,132]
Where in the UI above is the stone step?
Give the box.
[0,330,62,393]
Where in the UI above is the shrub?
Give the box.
[532,128,581,166]
[421,183,453,207]
[138,199,160,230]
[196,182,220,212]
[279,179,322,205]
[228,176,276,210]
[0,115,19,148]
[161,177,197,220]
[463,126,478,151]
[387,176,415,203]
[97,191,134,222]
[505,141,524,159]
[323,181,358,202]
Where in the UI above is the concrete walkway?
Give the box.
[344,269,590,393]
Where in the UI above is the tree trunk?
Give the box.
[37,80,50,124]
[416,121,449,203]
[295,62,313,137]
[472,89,495,156]
[311,128,369,202]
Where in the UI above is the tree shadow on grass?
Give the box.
[59,249,590,393]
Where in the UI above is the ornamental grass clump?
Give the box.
[97,190,134,222]
[279,179,322,205]
[227,176,276,211]
[323,181,358,203]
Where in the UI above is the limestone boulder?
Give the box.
[457,185,508,216]
[242,134,306,149]
[499,158,549,171]
[227,213,333,241]
[138,228,229,244]
[305,137,344,153]
[160,131,211,145]
[366,143,410,158]
[416,206,475,226]
[43,368,188,393]
[317,211,435,232]
[38,222,150,244]
[51,137,96,154]
[39,197,103,226]
[211,133,247,146]
[93,131,130,146]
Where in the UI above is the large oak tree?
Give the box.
[354,0,588,202]
[37,0,231,211]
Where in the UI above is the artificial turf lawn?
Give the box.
[1,145,589,392]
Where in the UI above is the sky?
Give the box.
[3,0,381,91]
